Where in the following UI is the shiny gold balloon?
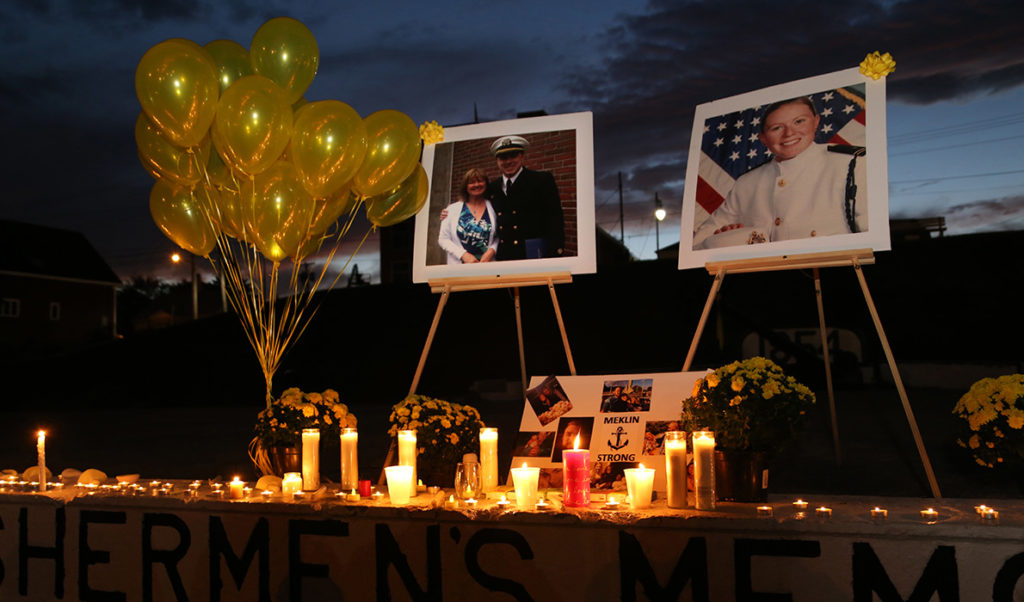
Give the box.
[352,110,420,198]
[135,38,220,148]
[214,75,293,176]
[135,112,210,186]
[310,182,358,236]
[206,141,239,191]
[204,39,254,92]
[213,185,249,240]
[250,17,319,104]
[149,179,217,256]
[241,161,316,262]
[291,100,368,199]
[365,163,428,228]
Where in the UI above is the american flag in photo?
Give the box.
[695,84,866,219]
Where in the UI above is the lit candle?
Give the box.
[981,507,999,521]
[604,495,621,510]
[228,476,245,500]
[372,489,384,502]
[623,463,655,510]
[36,431,46,492]
[261,490,273,501]
[480,428,498,492]
[793,499,809,511]
[347,489,361,502]
[510,463,540,510]
[535,497,550,511]
[664,431,687,509]
[496,494,511,510]
[974,504,990,516]
[397,430,417,493]
[815,506,832,518]
[301,428,320,491]
[340,428,359,491]
[870,507,888,520]
[920,507,939,522]
[281,472,303,499]
[358,479,372,498]
[757,505,774,518]
[384,465,414,505]
[692,431,715,510]
[562,434,590,508]
[464,497,478,508]
[444,494,458,510]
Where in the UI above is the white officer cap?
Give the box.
[490,135,530,156]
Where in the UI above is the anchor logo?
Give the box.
[607,426,629,450]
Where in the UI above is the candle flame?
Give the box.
[573,433,580,450]
[521,462,528,470]
[37,430,45,438]
[232,476,241,483]
[638,463,645,470]
[449,494,454,502]
[500,495,507,502]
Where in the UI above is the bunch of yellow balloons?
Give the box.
[136,17,429,261]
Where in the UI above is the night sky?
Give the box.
[2,0,1023,283]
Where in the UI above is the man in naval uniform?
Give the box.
[695,96,867,248]
[486,135,565,261]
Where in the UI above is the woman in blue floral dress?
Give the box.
[438,168,498,264]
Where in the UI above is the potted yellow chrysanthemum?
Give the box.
[250,388,357,477]
[388,394,485,486]
[681,357,816,501]
[953,374,1024,470]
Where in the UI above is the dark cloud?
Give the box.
[942,196,1024,232]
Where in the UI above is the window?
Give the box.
[1,298,19,318]
[49,302,61,321]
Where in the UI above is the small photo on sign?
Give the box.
[526,375,573,426]
[590,461,632,492]
[539,467,562,490]
[511,431,556,458]
[599,378,654,413]
[642,420,683,456]
[551,416,594,463]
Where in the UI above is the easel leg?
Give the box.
[813,268,842,465]
[548,279,577,375]
[514,287,528,394]
[409,285,451,396]
[853,260,942,498]
[683,269,725,371]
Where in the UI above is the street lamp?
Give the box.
[654,193,666,253]
[171,251,197,320]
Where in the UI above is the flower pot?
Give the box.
[420,463,457,488]
[714,450,769,502]
[266,444,302,477]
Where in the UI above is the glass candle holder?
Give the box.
[454,462,481,500]
[692,431,715,510]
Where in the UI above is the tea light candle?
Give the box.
[302,428,320,491]
[281,472,302,498]
[870,507,888,520]
[920,507,939,522]
[535,497,550,511]
[692,431,715,510]
[211,483,224,497]
[974,504,990,516]
[496,494,511,510]
[228,477,245,500]
[793,499,809,511]
[384,465,414,505]
[623,463,655,510]
[479,427,499,492]
[293,491,306,502]
[340,428,359,491]
[562,434,591,508]
[444,494,458,510]
[604,495,621,510]
[815,506,832,518]
[397,430,417,494]
[664,431,687,509]
[372,489,384,502]
[757,505,774,518]
[464,497,478,508]
[346,489,361,502]
[510,463,540,510]
[981,507,998,521]
[261,490,273,501]
[36,431,46,492]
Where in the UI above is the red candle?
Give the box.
[562,434,590,507]
[358,479,372,498]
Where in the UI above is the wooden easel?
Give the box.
[683,249,942,498]
[380,271,578,485]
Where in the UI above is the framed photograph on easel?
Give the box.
[412,112,596,283]
[678,67,890,270]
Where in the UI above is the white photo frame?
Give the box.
[412,112,596,283]
[679,67,890,270]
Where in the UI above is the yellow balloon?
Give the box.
[311,183,358,236]
[135,39,219,148]
[206,142,239,191]
[241,161,316,262]
[292,100,368,198]
[149,179,217,256]
[204,39,254,92]
[213,185,248,240]
[135,112,210,186]
[214,75,293,176]
[250,17,319,104]
[352,110,420,198]
[365,163,428,228]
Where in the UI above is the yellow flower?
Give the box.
[729,395,743,407]
[731,377,745,392]
[968,434,980,449]
[419,120,444,145]
[441,419,452,429]
[448,433,459,445]
[301,404,316,418]
[859,51,895,80]
[706,374,721,388]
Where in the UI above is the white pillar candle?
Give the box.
[340,428,359,491]
[664,431,687,509]
[623,464,655,509]
[479,427,498,492]
[510,463,540,509]
[282,472,302,498]
[397,430,417,491]
[301,428,320,491]
[36,430,46,492]
[228,476,245,500]
[692,430,716,510]
[384,465,414,505]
